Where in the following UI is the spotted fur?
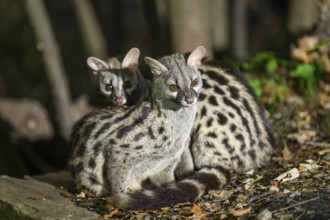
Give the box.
[107,57,276,210]
[70,47,206,197]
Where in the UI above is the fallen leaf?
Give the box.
[269,185,280,192]
[275,168,300,183]
[190,204,206,218]
[299,162,321,171]
[318,149,330,156]
[60,190,73,198]
[282,145,292,161]
[257,208,273,220]
[76,191,86,198]
[229,207,251,217]
[102,208,119,218]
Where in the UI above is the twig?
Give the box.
[272,197,319,213]
[247,190,277,203]
[306,38,330,54]
[72,0,107,57]
[25,0,72,141]
[306,141,330,148]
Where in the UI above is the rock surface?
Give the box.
[0,172,99,220]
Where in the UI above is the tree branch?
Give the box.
[25,0,72,141]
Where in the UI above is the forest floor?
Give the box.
[65,80,330,220]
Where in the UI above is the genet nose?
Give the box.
[186,96,194,105]
[116,96,126,106]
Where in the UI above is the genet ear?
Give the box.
[187,46,206,69]
[144,56,168,76]
[122,47,140,69]
[87,57,109,74]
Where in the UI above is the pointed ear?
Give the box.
[122,47,140,69]
[187,46,206,69]
[144,57,168,76]
[87,57,108,74]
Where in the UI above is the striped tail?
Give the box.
[106,167,230,210]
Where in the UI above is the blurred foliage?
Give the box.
[234,51,325,110]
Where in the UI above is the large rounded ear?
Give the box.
[87,57,108,74]
[122,47,140,69]
[187,46,206,69]
[144,57,168,76]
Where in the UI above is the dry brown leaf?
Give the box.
[102,208,119,218]
[318,149,330,156]
[229,207,251,217]
[282,145,292,161]
[190,204,206,218]
[59,190,73,198]
[104,200,115,210]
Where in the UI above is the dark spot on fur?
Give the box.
[235,134,246,150]
[88,159,96,169]
[117,106,151,139]
[163,136,169,141]
[148,127,156,139]
[134,132,145,141]
[206,118,213,127]
[112,105,138,124]
[94,142,102,154]
[208,95,218,106]
[158,126,165,134]
[259,141,266,149]
[195,124,201,133]
[248,149,256,160]
[116,126,133,139]
[141,105,152,118]
[228,86,240,99]
[202,78,212,89]
[199,93,207,101]
[205,142,215,148]
[243,98,261,135]
[120,144,130,148]
[135,145,143,150]
[230,124,237,132]
[222,138,234,154]
[208,70,229,85]
[89,175,98,185]
[201,106,207,118]
[214,151,222,156]
[154,145,162,149]
[223,97,252,138]
[76,144,86,157]
[82,122,96,137]
[94,122,111,139]
[214,85,225,95]
[109,139,117,145]
[207,132,217,138]
[217,113,228,125]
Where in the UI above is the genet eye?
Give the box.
[191,79,199,87]
[124,81,132,88]
[169,84,178,92]
[105,84,112,91]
